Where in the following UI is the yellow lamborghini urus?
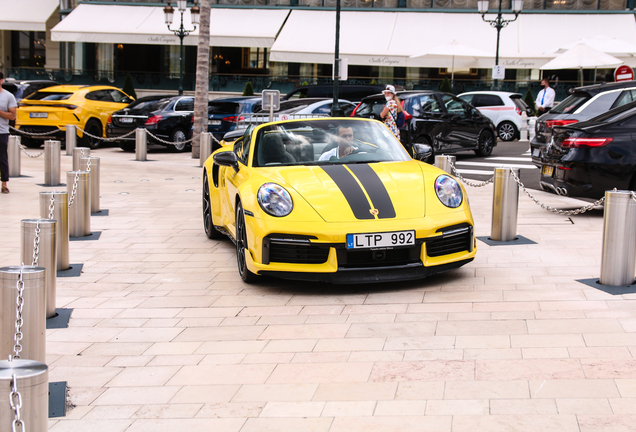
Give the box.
[202,117,476,284]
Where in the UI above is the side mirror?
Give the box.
[412,143,433,161]
[213,151,239,173]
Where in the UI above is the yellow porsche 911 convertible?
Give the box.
[202,117,476,284]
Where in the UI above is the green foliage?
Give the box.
[440,77,452,93]
[122,74,137,99]
[302,81,309,86]
[243,81,254,96]
[524,88,536,116]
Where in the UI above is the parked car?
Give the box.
[539,100,636,200]
[203,117,476,283]
[2,79,59,102]
[352,90,497,159]
[283,84,401,103]
[531,80,636,166]
[107,95,193,152]
[458,91,532,141]
[16,85,134,148]
[203,96,262,142]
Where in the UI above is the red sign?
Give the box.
[615,65,634,82]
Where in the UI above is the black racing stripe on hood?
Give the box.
[347,164,396,219]
[321,165,374,220]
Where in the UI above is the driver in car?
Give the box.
[319,126,358,161]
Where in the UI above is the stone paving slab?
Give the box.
[0,145,629,432]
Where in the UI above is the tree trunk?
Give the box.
[192,0,211,159]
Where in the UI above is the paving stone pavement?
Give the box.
[1,145,634,432]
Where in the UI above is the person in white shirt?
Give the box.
[319,126,357,161]
[536,78,556,116]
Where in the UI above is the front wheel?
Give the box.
[203,172,223,240]
[497,121,517,142]
[236,201,258,283]
[170,128,188,152]
[475,131,495,157]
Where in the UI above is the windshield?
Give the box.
[252,119,410,167]
[550,92,591,114]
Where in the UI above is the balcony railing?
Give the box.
[9,67,593,101]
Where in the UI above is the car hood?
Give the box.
[258,161,426,222]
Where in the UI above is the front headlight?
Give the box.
[257,183,293,217]
[434,175,463,208]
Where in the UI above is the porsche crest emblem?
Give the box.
[369,208,379,216]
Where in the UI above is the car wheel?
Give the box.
[475,130,495,157]
[235,201,258,283]
[497,121,517,142]
[81,119,103,149]
[203,172,223,240]
[170,128,188,152]
[120,142,135,152]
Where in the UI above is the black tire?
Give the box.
[120,142,135,152]
[203,172,223,240]
[475,130,495,157]
[81,119,103,149]
[236,201,258,283]
[170,128,188,152]
[497,121,517,142]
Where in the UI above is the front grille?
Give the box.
[426,226,472,257]
[264,235,328,265]
[337,245,421,269]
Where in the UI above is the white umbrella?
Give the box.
[552,35,636,56]
[410,40,493,84]
[541,43,623,86]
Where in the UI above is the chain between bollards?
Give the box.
[31,223,40,267]
[449,161,495,188]
[68,172,80,208]
[9,372,24,432]
[48,194,55,220]
[13,268,25,360]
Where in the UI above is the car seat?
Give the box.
[259,133,296,165]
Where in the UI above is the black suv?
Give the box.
[531,80,636,166]
[352,90,496,159]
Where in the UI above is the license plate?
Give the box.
[541,165,554,177]
[30,112,47,118]
[346,230,415,250]
[208,120,221,126]
[119,117,134,123]
[532,148,540,158]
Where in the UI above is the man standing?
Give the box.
[0,72,17,194]
[536,78,556,116]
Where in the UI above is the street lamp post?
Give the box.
[478,0,523,86]
[330,0,344,117]
[164,1,200,95]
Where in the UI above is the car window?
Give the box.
[550,92,591,114]
[613,90,636,108]
[27,91,73,101]
[252,119,410,167]
[511,97,528,111]
[587,100,636,123]
[86,90,115,102]
[285,88,308,99]
[312,103,332,114]
[175,98,194,111]
[111,90,132,104]
[208,102,241,115]
[472,94,505,107]
[442,94,466,115]
[232,137,248,165]
[579,92,618,117]
[458,95,472,104]
[412,95,440,116]
[353,99,385,117]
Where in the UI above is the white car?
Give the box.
[458,91,532,141]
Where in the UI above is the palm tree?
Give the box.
[192,0,210,159]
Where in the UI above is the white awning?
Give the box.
[270,10,636,69]
[0,0,59,31]
[51,4,290,48]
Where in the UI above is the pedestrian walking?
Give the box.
[380,84,402,140]
[0,72,18,194]
[536,78,556,116]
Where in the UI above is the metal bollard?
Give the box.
[490,168,520,242]
[200,132,212,167]
[8,135,21,178]
[0,358,48,432]
[434,155,455,175]
[0,266,46,362]
[80,157,100,213]
[67,171,91,238]
[44,140,61,186]
[72,147,90,172]
[528,117,537,142]
[39,191,69,271]
[599,190,636,286]
[20,219,57,319]
[136,128,147,161]
[520,111,528,141]
[66,124,77,156]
